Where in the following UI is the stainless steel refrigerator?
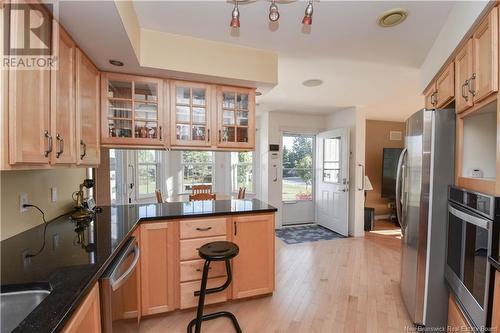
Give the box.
[396,108,455,328]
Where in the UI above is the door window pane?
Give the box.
[137,150,158,198]
[192,88,206,106]
[323,137,341,183]
[192,108,206,124]
[134,82,157,101]
[108,80,132,99]
[282,134,314,201]
[176,87,190,104]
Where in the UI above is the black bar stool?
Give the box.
[187,241,242,333]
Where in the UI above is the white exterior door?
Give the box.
[315,128,350,236]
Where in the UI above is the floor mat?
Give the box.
[275,225,344,244]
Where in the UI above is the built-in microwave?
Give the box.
[446,186,495,329]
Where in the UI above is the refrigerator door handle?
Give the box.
[395,148,408,229]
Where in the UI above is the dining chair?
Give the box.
[192,185,212,195]
[237,187,246,199]
[189,193,217,201]
[155,189,163,203]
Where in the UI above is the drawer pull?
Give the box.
[196,227,212,232]
[196,267,211,272]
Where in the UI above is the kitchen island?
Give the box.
[0,199,277,333]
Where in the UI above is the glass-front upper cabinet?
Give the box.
[101,73,164,146]
[216,86,255,149]
[170,81,212,147]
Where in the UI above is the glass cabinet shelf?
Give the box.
[102,73,163,145]
[218,89,253,146]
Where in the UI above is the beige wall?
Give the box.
[0,168,86,240]
[365,120,405,216]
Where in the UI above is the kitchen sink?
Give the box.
[1,285,51,333]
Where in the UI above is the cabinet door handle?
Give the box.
[461,80,469,102]
[80,140,87,160]
[207,129,210,143]
[468,73,477,97]
[234,221,237,236]
[56,134,64,158]
[432,91,438,107]
[196,227,212,232]
[219,130,222,143]
[196,267,211,272]
[159,126,162,140]
[44,130,53,157]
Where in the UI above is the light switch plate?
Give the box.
[51,187,57,203]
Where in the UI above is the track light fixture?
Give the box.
[229,0,315,28]
[230,0,241,28]
[269,0,280,22]
[302,0,314,25]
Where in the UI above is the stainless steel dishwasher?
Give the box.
[100,236,140,333]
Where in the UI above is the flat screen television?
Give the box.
[381,147,404,199]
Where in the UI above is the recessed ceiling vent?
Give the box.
[378,8,408,27]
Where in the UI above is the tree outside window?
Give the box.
[137,150,158,198]
[231,152,253,193]
[182,151,214,192]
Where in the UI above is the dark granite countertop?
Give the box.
[1,199,277,333]
[489,256,500,272]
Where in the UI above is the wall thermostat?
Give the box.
[269,144,279,151]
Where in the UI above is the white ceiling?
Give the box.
[133,1,454,68]
[53,1,462,121]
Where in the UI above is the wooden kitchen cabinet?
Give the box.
[170,81,213,148]
[471,7,498,103]
[492,271,500,330]
[231,213,275,299]
[7,4,51,165]
[455,7,498,114]
[101,73,165,147]
[50,23,77,164]
[76,48,100,165]
[435,62,455,108]
[140,221,179,315]
[216,86,255,150]
[62,283,101,333]
[424,84,437,109]
[455,39,475,113]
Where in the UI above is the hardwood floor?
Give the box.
[125,221,411,332]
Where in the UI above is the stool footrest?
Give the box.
[187,311,242,333]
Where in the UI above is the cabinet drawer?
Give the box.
[180,277,228,309]
[180,236,226,261]
[180,259,226,282]
[180,218,227,239]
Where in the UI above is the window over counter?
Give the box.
[137,150,160,199]
[231,152,254,194]
[181,151,214,192]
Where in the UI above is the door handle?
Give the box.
[80,140,87,160]
[44,130,53,157]
[56,134,64,158]
[468,73,477,97]
[461,80,470,102]
[357,163,365,191]
[395,148,408,229]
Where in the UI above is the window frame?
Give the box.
[181,151,215,193]
[230,151,255,194]
[322,136,342,184]
[135,150,161,199]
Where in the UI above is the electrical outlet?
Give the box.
[51,187,57,203]
[20,193,28,213]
